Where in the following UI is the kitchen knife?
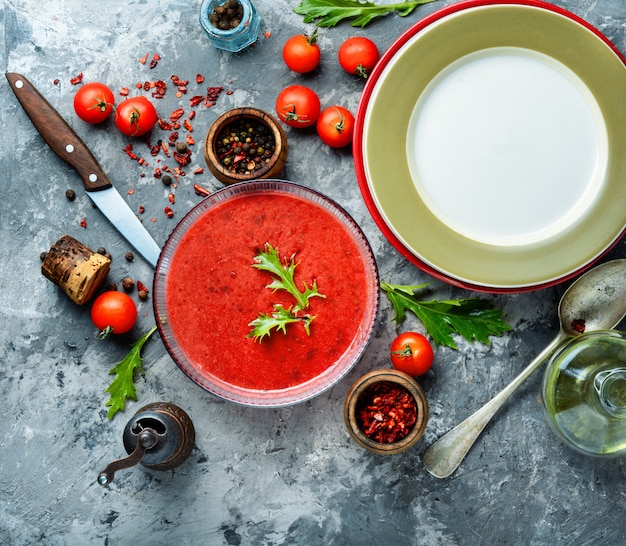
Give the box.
[6,72,161,268]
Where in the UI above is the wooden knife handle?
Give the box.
[6,72,111,192]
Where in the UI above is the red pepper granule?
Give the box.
[70,73,83,85]
[357,381,418,444]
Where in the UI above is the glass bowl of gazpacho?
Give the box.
[153,180,379,407]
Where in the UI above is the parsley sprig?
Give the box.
[104,325,157,419]
[294,0,436,28]
[248,244,325,342]
[381,282,511,350]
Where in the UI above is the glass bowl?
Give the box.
[542,330,626,457]
[153,180,380,407]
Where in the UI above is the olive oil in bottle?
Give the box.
[542,331,626,457]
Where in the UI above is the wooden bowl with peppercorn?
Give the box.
[204,107,288,185]
[344,369,429,455]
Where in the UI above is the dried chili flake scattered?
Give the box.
[138,205,145,214]
[196,74,205,84]
[183,119,193,132]
[53,79,60,86]
[157,118,173,131]
[189,111,196,121]
[194,183,210,196]
[189,95,204,107]
[164,206,174,218]
[127,189,135,195]
[169,131,179,144]
[168,193,175,204]
[139,53,149,64]
[143,81,151,91]
[123,144,138,160]
[357,381,418,444]
[119,87,129,96]
[80,218,87,228]
[264,31,271,38]
[186,134,195,146]
[153,167,162,178]
[170,108,185,122]
[150,54,160,69]
[70,73,84,85]
[136,280,149,293]
[193,168,205,176]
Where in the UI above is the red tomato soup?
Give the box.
[163,190,374,393]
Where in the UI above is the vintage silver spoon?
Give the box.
[422,259,626,479]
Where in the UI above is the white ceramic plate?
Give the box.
[354,0,626,292]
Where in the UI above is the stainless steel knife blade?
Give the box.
[6,72,161,268]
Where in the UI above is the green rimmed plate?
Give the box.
[354,0,626,292]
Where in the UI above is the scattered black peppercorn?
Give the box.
[125,251,134,262]
[97,247,107,255]
[175,141,188,154]
[65,189,76,201]
[162,175,173,186]
[138,290,148,301]
[122,277,135,291]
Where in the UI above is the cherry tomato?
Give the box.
[114,96,158,137]
[282,30,321,73]
[73,82,115,124]
[275,85,321,128]
[390,332,434,377]
[316,106,355,148]
[91,291,138,335]
[338,37,380,78]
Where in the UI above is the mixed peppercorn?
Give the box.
[357,381,418,444]
[209,0,244,30]
[215,117,276,176]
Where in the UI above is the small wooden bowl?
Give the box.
[204,107,288,185]
[344,369,429,455]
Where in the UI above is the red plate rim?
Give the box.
[354,0,626,294]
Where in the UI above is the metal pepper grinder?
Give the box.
[98,402,195,486]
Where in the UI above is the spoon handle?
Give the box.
[422,331,567,478]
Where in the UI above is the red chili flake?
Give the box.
[167,193,175,204]
[193,168,205,176]
[157,118,173,131]
[80,218,87,228]
[153,80,167,97]
[138,157,146,166]
[153,167,162,178]
[183,119,193,132]
[206,86,224,102]
[188,111,196,121]
[138,205,145,214]
[139,53,149,64]
[150,54,160,69]
[173,150,191,166]
[196,74,205,84]
[70,73,84,85]
[186,134,195,146]
[136,280,149,293]
[571,318,586,334]
[173,122,181,130]
[194,183,210,196]
[164,206,174,218]
[127,189,135,195]
[357,381,418,444]
[150,143,161,157]
[143,81,151,91]
[120,87,129,96]
[123,144,138,161]
[226,90,234,96]
[264,31,271,38]
[150,217,157,222]
[170,108,185,122]
[189,95,204,107]
[53,79,60,86]
[205,101,215,108]
[169,131,179,144]
[135,82,143,89]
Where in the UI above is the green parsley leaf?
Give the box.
[104,325,157,420]
[247,304,315,342]
[252,243,324,311]
[381,282,512,350]
[293,0,436,28]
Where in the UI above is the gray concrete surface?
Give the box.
[2,0,626,544]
